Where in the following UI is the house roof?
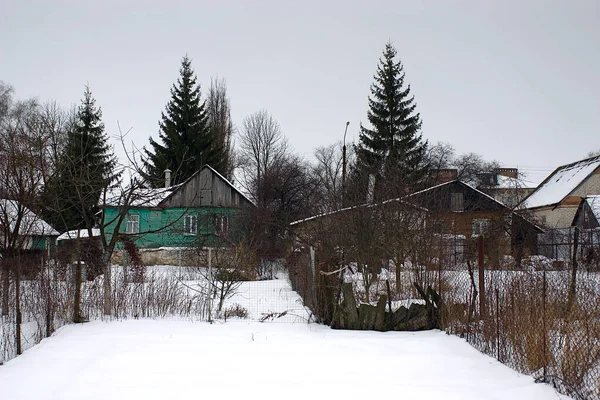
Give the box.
[521,155,600,209]
[104,165,253,209]
[57,228,101,241]
[407,179,504,206]
[158,164,255,207]
[104,184,179,208]
[0,199,59,236]
[289,198,427,226]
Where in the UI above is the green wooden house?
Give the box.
[102,165,254,249]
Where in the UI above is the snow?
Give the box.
[524,156,600,209]
[0,320,569,400]
[0,269,570,400]
[0,199,59,236]
[103,186,177,208]
[57,228,101,241]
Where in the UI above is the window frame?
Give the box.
[450,192,464,212]
[214,214,229,234]
[184,214,198,235]
[471,218,490,237]
[126,214,140,234]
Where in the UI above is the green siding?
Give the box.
[103,206,246,249]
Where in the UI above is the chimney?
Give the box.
[366,173,376,204]
[493,168,518,179]
[164,169,172,188]
[434,168,458,185]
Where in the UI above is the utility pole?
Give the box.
[342,121,350,191]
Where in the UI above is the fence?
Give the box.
[0,251,307,364]
[288,231,600,400]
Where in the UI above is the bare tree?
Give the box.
[312,142,346,213]
[452,152,501,186]
[237,110,288,206]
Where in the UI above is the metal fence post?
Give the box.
[478,236,485,319]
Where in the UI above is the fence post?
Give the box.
[542,261,547,377]
[478,236,485,319]
[569,227,579,308]
[495,288,500,361]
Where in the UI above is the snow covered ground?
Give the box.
[0,269,570,399]
[0,319,569,399]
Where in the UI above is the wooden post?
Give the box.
[478,236,485,319]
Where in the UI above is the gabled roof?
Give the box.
[158,164,255,207]
[290,198,427,226]
[104,165,254,209]
[407,179,504,206]
[0,199,59,236]
[521,155,600,209]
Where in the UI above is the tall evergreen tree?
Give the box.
[42,86,117,232]
[354,42,428,199]
[144,56,225,187]
[206,77,235,181]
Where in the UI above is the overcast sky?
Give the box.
[1,0,598,185]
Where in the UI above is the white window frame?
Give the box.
[472,218,490,237]
[184,215,197,235]
[214,215,229,234]
[126,214,140,234]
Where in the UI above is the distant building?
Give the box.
[476,168,535,208]
[521,155,600,228]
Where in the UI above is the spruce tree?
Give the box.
[42,86,117,231]
[144,56,225,186]
[354,42,428,199]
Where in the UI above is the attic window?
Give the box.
[450,193,464,212]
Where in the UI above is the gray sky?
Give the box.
[1,0,599,185]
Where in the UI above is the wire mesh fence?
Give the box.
[289,228,600,400]
[0,251,307,364]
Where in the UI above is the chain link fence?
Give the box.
[289,227,600,400]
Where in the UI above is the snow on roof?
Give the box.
[0,199,59,236]
[104,185,178,208]
[522,156,600,209]
[585,196,600,221]
[57,228,101,241]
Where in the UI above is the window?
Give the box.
[184,215,197,235]
[472,219,490,237]
[214,215,229,233]
[450,192,464,212]
[126,214,140,234]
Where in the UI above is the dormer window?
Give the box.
[450,192,464,212]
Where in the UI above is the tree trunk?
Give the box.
[1,258,9,316]
[15,253,22,355]
[73,260,82,322]
[103,252,112,316]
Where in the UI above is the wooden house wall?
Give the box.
[163,168,250,208]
